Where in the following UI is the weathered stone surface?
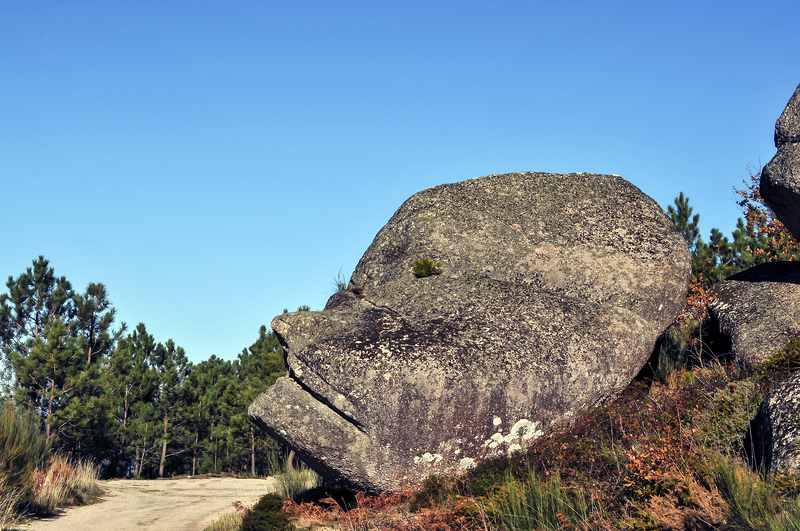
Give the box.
[710,262,800,366]
[249,172,691,492]
[762,83,800,241]
[775,84,800,146]
[751,371,800,474]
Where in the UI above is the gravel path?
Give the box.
[18,477,275,531]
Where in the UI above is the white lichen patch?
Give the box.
[508,419,543,441]
[459,457,477,469]
[493,416,502,426]
[414,452,443,464]
[333,394,347,409]
[484,419,543,450]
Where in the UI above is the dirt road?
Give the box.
[19,477,275,531]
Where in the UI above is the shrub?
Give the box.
[0,403,50,492]
[240,493,293,531]
[697,379,762,455]
[413,257,442,278]
[409,474,444,511]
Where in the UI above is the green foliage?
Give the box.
[0,402,50,492]
[757,338,800,381]
[268,451,321,502]
[0,256,124,461]
[0,257,300,480]
[671,170,800,288]
[332,269,349,294]
[486,469,593,531]
[714,455,800,531]
[240,493,294,531]
[697,379,762,455]
[413,257,443,278]
[203,509,244,531]
[409,474,444,511]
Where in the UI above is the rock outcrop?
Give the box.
[762,83,800,241]
[709,262,800,367]
[249,172,691,492]
[751,371,800,474]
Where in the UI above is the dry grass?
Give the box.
[29,454,101,514]
[0,477,25,531]
[204,507,246,531]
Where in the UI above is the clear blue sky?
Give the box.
[2,1,798,363]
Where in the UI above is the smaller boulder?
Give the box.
[710,262,800,367]
[750,371,800,475]
[762,83,800,241]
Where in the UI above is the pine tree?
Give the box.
[107,323,159,476]
[671,168,799,288]
[0,257,126,463]
[153,339,191,478]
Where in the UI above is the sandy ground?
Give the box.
[17,477,276,531]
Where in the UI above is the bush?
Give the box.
[240,493,293,531]
[409,474,444,511]
[0,403,50,492]
[413,257,442,278]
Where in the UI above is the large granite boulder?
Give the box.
[762,83,800,241]
[751,371,800,474]
[249,172,691,492]
[710,262,800,367]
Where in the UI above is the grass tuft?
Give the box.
[267,452,321,502]
[204,508,245,531]
[0,477,25,531]
[485,469,596,531]
[29,454,101,514]
[714,455,800,531]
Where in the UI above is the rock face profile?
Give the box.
[709,262,800,367]
[249,172,691,492]
[751,371,800,474]
[762,83,800,241]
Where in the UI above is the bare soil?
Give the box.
[18,477,275,531]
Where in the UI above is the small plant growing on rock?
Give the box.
[413,257,442,278]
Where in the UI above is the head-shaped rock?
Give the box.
[761,83,800,241]
[249,172,690,493]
